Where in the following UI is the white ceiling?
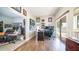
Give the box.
[28,7,59,17]
[0,7,60,18]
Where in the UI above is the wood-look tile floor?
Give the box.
[15,37,65,51]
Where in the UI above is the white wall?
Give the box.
[0,16,14,23]
[25,8,36,40]
[13,18,23,23]
[35,16,54,29]
[40,16,54,26]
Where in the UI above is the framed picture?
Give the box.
[11,7,22,13]
[36,17,40,22]
[42,19,45,22]
[29,19,35,30]
[48,17,52,22]
[23,9,27,16]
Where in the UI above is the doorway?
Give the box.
[56,15,67,43]
[60,16,67,42]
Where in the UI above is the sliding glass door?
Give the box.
[56,16,67,42]
[60,16,67,42]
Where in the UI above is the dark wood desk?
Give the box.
[66,38,79,51]
[37,31,44,41]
